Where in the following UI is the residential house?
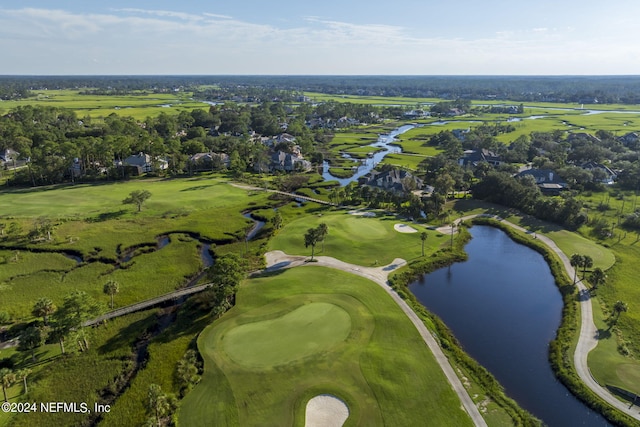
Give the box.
[403,109,430,119]
[581,161,617,185]
[446,108,464,117]
[359,169,424,193]
[458,149,502,167]
[517,169,567,194]
[270,151,312,172]
[618,132,639,147]
[0,148,19,164]
[452,128,470,141]
[567,132,601,144]
[275,133,296,144]
[123,152,168,174]
[189,152,230,172]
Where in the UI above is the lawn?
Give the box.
[268,210,447,266]
[179,266,473,427]
[588,295,640,396]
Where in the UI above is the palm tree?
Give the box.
[450,222,456,247]
[581,255,593,278]
[32,297,56,326]
[570,254,584,285]
[613,300,628,320]
[317,223,329,252]
[304,227,321,261]
[420,232,428,256]
[0,368,15,402]
[589,268,606,290]
[103,280,120,309]
[16,368,31,395]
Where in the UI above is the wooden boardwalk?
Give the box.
[83,283,212,327]
[230,182,337,207]
[268,189,337,206]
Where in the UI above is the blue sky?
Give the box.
[1,1,638,75]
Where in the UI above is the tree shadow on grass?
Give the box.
[149,303,213,346]
[596,328,612,340]
[85,210,128,223]
[250,268,288,279]
[97,312,158,355]
[180,185,214,192]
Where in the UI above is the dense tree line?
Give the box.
[471,171,586,229]
[5,75,640,104]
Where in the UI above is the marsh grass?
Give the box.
[4,309,159,427]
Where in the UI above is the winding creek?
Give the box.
[409,226,611,426]
[322,124,416,185]
[61,212,266,270]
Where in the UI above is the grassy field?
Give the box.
[1,309,159,427]
[100,301,215,427]
[0,89,209,120]
[268,210,449,266]
[0,176,272,321]
[179,266,473,427]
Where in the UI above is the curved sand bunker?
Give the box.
[305,394,349,427]
[394,223,418,233]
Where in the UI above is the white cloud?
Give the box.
[0,7,638,74]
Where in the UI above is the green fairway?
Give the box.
[268,210,445,265]
[179,266,473,427]
[223,302,352,368]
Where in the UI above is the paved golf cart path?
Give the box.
[263,250,488,427]
[442,214,640,421]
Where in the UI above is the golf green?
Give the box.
[222,302,352,368]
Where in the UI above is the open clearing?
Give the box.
[178,266,472,427]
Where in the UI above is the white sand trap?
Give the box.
[305,394,349,427]
[394,223,418,233]
[348,210,376,217]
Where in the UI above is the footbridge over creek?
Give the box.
[230,183,337,207]
[268,189,337,206]
[83,283,213,327]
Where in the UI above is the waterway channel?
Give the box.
[409,226,611,426]
[322,124,416,185]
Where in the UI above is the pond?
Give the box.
[409,226,611,426]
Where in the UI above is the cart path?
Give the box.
[263,250,488,427]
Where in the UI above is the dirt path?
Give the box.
[444,214,640,421]
[263,250,488,427]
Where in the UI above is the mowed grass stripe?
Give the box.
[179,267,472,427]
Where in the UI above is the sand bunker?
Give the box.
[305,394,349,427]
[394,223,418,233]
[348,210,376,217]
